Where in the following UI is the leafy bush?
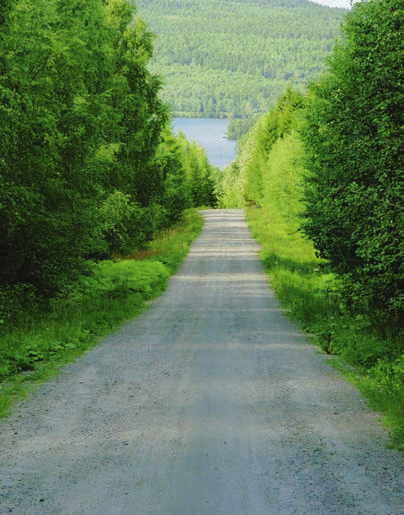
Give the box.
[71,260,169,302]
[0,260,167,379]
[370,356,404,397]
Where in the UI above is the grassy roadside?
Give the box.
[246,206,404,450]
[0,209,203,419]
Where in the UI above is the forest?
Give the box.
[217,0,403,443]
[0,0,216,386]
[135,0,346,117]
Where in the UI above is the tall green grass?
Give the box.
[0,209,203,417]
[247,205,404,449]
[247,206,333,329]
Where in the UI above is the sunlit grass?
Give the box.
[246,205,403,448]
[247,206,333,328]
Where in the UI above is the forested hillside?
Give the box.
[135,0,346,117]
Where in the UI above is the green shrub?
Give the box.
[71,260,169,302]
[0,260,167,380]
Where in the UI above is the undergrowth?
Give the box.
[0,209,203,417]
[247,206,404,449]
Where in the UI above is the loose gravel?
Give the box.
[0,209,402,514]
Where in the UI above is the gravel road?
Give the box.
[0,209,402,514]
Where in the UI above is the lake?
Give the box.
[172,118,236,170]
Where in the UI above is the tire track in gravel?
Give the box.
[0,209,402,514]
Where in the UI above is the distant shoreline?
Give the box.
[308,0,351,9]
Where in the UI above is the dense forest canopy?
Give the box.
[0,0,217,299]
[135,0,346,117]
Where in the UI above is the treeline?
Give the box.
[136,0,346,117]
[217,0,403,429]
[216,85,305,212]
[0,0,216,302]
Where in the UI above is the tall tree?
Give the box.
[0,0,168,294]
[301,0,403,326]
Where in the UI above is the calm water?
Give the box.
[172,118,236,170]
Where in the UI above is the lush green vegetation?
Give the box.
[226,116,260,141]
[136,0,346,117]
[1,0,167,294]
[1,0,401,445]
[0,209,203,417]
[0,2,216,289]
[218,0,403,445]
[301,0,403,329]
[247,205,404,448]
[0,0,216,405]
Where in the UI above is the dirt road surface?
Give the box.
[0,210,402,514]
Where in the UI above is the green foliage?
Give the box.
[136,0,345,117]
[262,131,305,222]
[215,162,246,209]
[218,86,305,207]
[301,0,403,327]
[71,261,169,302]
[0,0,13,28]
[0,260,167,380]
[219,69,403,443]
[226,116,259,141]
[247,205,404,447]
[0,0,215,302]
[247,206,329,330]
[0,0,173,295]
[156,129,191,226]
[141,208,204,274]
[0,209,203,403]
[177,132,218,208]
[0,0,213,404]
[371,356,404,398]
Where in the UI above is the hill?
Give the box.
[135,0,347,118]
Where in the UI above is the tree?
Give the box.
[0,0,168,294]
[156,129,190,227]
[301,0,403,327]
[177,133,217,208]
[135,0,344,117]
[240,85,304,206]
